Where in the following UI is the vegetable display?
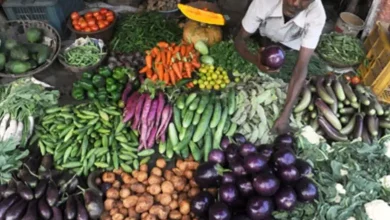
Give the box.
[61,38,106,68]
[317,32,365,66]
[70,8,115,32]
[294,75,388,143]
[162,91,238,161]
[192,133,317,219]
[110,13,182,53]
[98,157,200,220]
[0,154,103,220]
[138,41,200,87]
[71,66,135,102]
[1,28,51,74]
[33,102,150,175]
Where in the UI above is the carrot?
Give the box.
[166,51,172,65]
[157,42,169,48]
[146,69,153,78]
[186,45,194,56]
[191,60,201,69]
[156,64,164,80]
[187,82,194,88]
[172,63,181,77]
[145,55,152,69]
[178,61,184,74]
[172,46,180,55]
[151,47,159,56]
[139,66,149,74]
[168,69,176,85]
[151,74,158,81]
[161,50,166,65]
[180,45,186,57]
[172,68,182,80]
[155,53,161,63]
[163,72,170,84]
[184,62,192,77]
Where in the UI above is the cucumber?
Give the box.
[193,102,214,142]
[176,95,185,109]
[173,106,182,131]
[294,86,311,113]
[192,113,201,125]
[168,123,179,146]
[213,107,228,149]
[166,139,174,159]
[182,110,195,128]
[189,97,200,111]
[174,125,195,151]
[203,128,212,161]
[316,76,334,104]
[226,123,237,136]
[179,127,187,141]
[196,95,210,114]
[222,117,231,134]
[181,146,190,159]
[189,141,201,161]
[228,90,236,115]
[185,93,197,106]
[210,100,221,128]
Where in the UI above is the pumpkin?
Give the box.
[183,20,223,46]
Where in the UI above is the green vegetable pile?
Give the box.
[274,134,390,220]
[163,91,238,161]
[72,66,134,102]
[62,39,106,67]
[110,13,182,53]
[317,32,365,67]
[33,102,153,175]
[0,28,51,74]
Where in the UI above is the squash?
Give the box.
[178,4,225,26]
[183,20,223,46]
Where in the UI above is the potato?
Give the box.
[171,176,186,191]
[169,210,182,219]
[169,200,179,210]
[188,187,200,198]
[128,207,138,218]
[179,200,190,215]
[112,213,124,220]
[136,171,148,182]
[130,183,146,194]
[110,208,119,216]
[147,175,162,185]
[172,168,183,176]
[119,207,128,216]
[102,172,116,183]
[113,168,123,175]
[161,181,174,194]
[147,184,161,195]
[123,195,139,208]
[151,167,162,177]
[164,170,174,180]
[184,170,193,179]
[104,199,116,211]
[120,188,131,198]
[135,194,154,213]
[159,193,172,206]
[140,164,148,172]
[106,188,120,199]
[113,180,121,189]
[156,158,166,168]
[121,173,133,184]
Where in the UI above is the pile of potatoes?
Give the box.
[100,157,203,220]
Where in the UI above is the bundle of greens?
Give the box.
[0,138,29,184]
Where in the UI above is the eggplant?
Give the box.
[65,196,76,220]
[340,114,356,135]
[76,197,89,220]
[84,189,103,219]
[274,134,294,147]
[100,183,112,195]
[225,144,240,162]
[51,207,63,220]
[315,98,342,130]
[219,184,239,205]
[194,162,221,188]
[221,172,236,184]
[208,149,226,165]
[295,159,313,177]
[315,76,334,104]
[4,198,28,220]
[294,177,318,202]
[3,181,16,198]
[239,143,257,157]
[38,197,51,220]
[16,181,33,201]
[0,185,6,200]
[208,202,231,220]
[18,167,38,189]
[20,199,38,220]
[233,133,246,145]
[318,116,349,142]
[353,114,364,140]
[252,173,280,197]
[229,159,247,177]
[65,177,79,194]
[362,127,372,145]
[38,155,53,175]
[257,145,274,159]
[246,196,274,219]
[272,148,296,168]
[277,166,300,183]
[243,153,268,174]
[0,195,20,219]
[34,179,48,199]
[236,177,254,197]
[220,136,231,150]
[46,181,59,207]
[87,171,103,197]
[232,215,251,220]
[274,186,297,211]
[190,191,215,217]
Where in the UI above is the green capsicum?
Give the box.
[72,87,85,100]
[87,90,97,99]
[106,83,118,93]
[98,66,112,77]
[110,92,121,101]
[82,72,93,79]
[92,75,105,87]
[79,79,94,91]
[73,81,82,89]
[97,89,108,101]
[112,67,128,80]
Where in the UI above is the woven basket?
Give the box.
[0,20,61,78]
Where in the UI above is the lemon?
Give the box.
[235,78,240,82]
[193,80,198,85]
[199,84,205,89]
[212,74,218,80]
[200,68,207,74]
[222,70,227,75]
[209,65,215,71]
[198,79,203,84]
[203,81,209,86]
[209,81,215,86]
[207,76,212,81]
[224,75,229,80]
[214,84,220,90]
[216,79,222,85]
[220,83,226,88]
[225,79,231,84]
[206,84,213,90]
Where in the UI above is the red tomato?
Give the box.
[79,21,88,29]
[97,21,106,29]
[95,15,104,21]
[106,15,114,22]
[72,20,78,26]
[103,20,110,26]
[91,25,99,32]
[105,11,114,18]
[84,12,93,19]
[351,76,361,85]
[87,19,96,27]
[71,12,79,20]
[84,27,92,32]
[74,24,82,31]
[100,8,108,14]
[93,11,100,17]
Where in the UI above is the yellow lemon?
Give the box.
[199,84,205,89]
[214,84,220,90]
[206,84,213,90]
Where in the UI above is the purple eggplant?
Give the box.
[76,197,89,220]
[38,197,51,219]
[318,116,349,142]
[16,181,33,201]
[257,144,274,159]
[208,149,226,164]
[294,177,318,202]
[232,215,251,220]
[0,194,20,218]
[65,196,76,220]
[3,181,16,198]
[221,172,236,184]
[226,144,240,162]
[274,133,295,146]
[233,133,246,145]
[229,159,247,176]
[252,173,280,196]
[274,186,297,211]
[243,153,268,173]
[277,166,300,183]
[46,182,59,207]
[194,162,221,188]
[0,185,6,200]
[4,198,28,220]
[208,202,231,220]
[121,83,132,103]
[51,207,63,220]
[21,199,38,220]
[295,159,313,177]
[84,189,104,219]
[220,136,231,150]
[272,148,296,168]
[246,196,274,219]
[239,142,257,157]
[190,191,215,217]
[236,177,254,197]
[353,114,364,140]
[219,183,239,205]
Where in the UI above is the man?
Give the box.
[234,0,326,134]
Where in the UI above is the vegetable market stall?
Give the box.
[0,3,389,220]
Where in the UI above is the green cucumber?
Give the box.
[174,125,195,151]
[192,113,201,125]
[213,107,228,149]
[193,102,214,142]
[203,128,212,161]
[173,106,182,131]
[176,95,186,109]
[189,141,201,161]
[189,97,200,111]
[182,110,195,128]
[185,93,197,106]
[168,123,179,146]
[210,100,221,128]
[196,95,210,114]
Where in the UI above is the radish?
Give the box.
[140,123,149,148]
[14,121,24,143]
[28,116,34,137]
[141,95,152,125]
[3,118,17,141]
[122,83,132,103]
[0,113,10,141]
[155,92,165,129]
[146,99,158,126]
[124,92,141,123]
[132,93,147,130]
[156,105,172,139]
[147,127,157,149]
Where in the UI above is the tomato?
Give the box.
[72,20,78,26]
[95,15,104,21]
[351,76,361,85]
[98,21,106,29]
[103,20,110,26]
[84,12,93,19]
[79,21,88,29]
[93,11,100,17]
[84,27,92,32]
[87,19,96,27]
[74,24,82,31]
[106,11,114,18]
[106,15,114,22]
[71,12,79,20]
[100,8,108,14]
[91,25,99,32]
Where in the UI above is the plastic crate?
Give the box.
[2,0,85,38]
[358,21,390,103]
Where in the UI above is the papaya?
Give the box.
[178,4,225,26]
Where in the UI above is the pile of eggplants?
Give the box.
[294,75,389,144]
[0,153,103,220]
[191,133,318,220]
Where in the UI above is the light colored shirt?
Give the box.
[242,0,326,50]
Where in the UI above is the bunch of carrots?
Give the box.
[139,41,201,88]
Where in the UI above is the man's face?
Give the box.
[283,0,314,17]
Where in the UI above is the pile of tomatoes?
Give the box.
[70,8,115,33]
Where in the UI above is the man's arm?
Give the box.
[234,27,259,66]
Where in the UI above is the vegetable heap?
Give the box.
[107,51,145,72]
[110,13,182,53]
[139,41,200,88]
[98,157,200,220]
[70,8,115,32]
[191,133,318,219]
[62,38,106,68]
[163,91,238,161]
[33,102,153,175]
[317,32,365,67]
[71,66,135,102]
[0,154,103,220]
[293,75,389,143]
[1,28,51,74]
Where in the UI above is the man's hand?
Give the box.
[272,115,291,135]
[256,48,280,74]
